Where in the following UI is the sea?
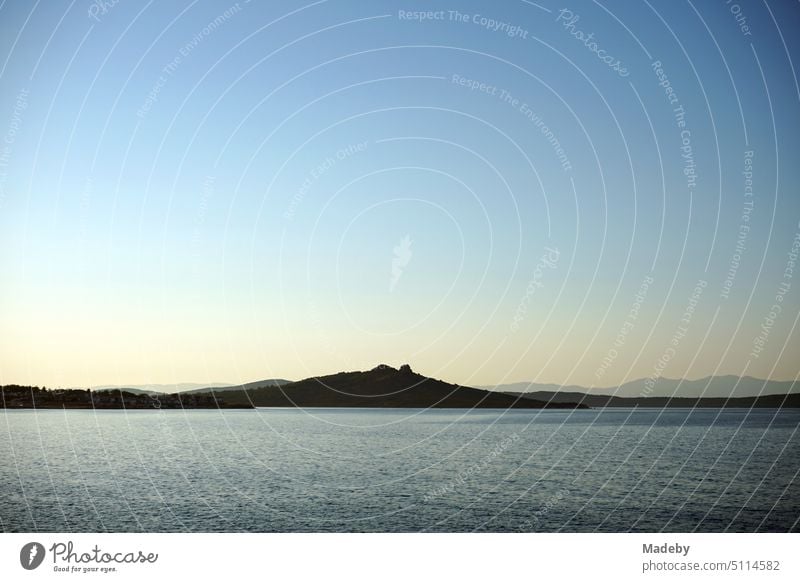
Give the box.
[1,407,798,532]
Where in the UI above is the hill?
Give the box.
[214,364,587,409]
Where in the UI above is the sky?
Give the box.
[0,0,799,389]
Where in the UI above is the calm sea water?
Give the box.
[1,408,798,532]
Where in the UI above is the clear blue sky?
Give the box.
[1,0,798,388]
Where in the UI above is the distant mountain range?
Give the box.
[90,380,293,395]
[89,382,234,394]
[198,364,585,409]
[476,376,799,399]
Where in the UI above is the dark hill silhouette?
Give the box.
[214,364,588,409]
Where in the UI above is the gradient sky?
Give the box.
[1,0,799,389]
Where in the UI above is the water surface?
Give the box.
[1,407,798,532]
